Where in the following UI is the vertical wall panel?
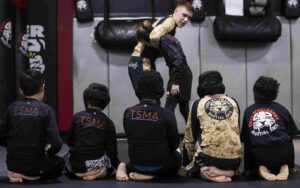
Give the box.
[57,0,73,133]
[73,17,300,134]
[108,50,138,133]
[200,17,247,115]
[73,18,109,115]
[246,18,291,111]
[173,22,201,132]
[291,19,300,129]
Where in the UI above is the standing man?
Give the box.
[128,0,194,122]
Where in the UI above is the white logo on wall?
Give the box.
[192,0,203,10]
[77,0,88,11]
[0,21,12,48]
[251,111,279,136]
[27,25,46,73]
[19,33,29,56]
[288,0,298,8]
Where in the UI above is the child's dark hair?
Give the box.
[197,70,225,98]
[83,83,110,110]
[253,76,279,102]
[135,70,164,100]
[19,69,45,96]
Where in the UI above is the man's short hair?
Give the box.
[253,76,279,102]
[19,69,44,96]
[197,70,225,98]
[176,0,194,13]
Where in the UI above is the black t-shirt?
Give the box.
[123,101,179,167]
[0,98,62,166]
[67,109,120,169]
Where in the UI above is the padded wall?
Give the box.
[73,17,300,134]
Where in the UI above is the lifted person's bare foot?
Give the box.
[258,165,276,181]
[129,172,154,181]
[276,164,289,181]
[75,167,107,180]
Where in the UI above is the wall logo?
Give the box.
[205,98,233,120]
[0,20,12,48]
[27,25,46,73]
[287,0,298,8]
[192,0,203,10]
[249,108,280,136]
[18,32,29,56]
[77,0,88,12]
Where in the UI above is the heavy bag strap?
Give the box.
[248,0,268,16]
[151,0,156,21]
[103,0,109,24]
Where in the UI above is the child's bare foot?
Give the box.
[276,165,289,181]
[201,166,234,177]
[258,165,276,181]
[200,169,232,183]
[116,163,129,181]
[7,171,23,183]
[75,167,107,180]
[129,172,154,181]
[7,171,40,183]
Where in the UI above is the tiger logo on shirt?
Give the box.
[249,109,280,136]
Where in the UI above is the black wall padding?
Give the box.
[26,0,57,112]
[90,0,283,17]
[13,0,29,99]
[0,0,16,117]
[94,19,146,49]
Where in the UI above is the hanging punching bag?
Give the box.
[0,0,16,117]
[26,0,57,112]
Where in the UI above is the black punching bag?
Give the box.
[0,0,15,117]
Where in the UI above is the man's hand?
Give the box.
[45,144,51,151]
[171,84,180,96]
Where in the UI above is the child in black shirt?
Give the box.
[123,70,181,181]
[0,69,64,183]
[66,83,128,181]
[241,76,298,181]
